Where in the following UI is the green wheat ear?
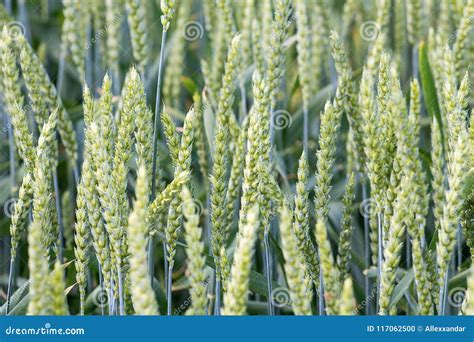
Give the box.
[165,108,195,268]
[50,261,69,315]
[210,115,230,282]
[223,205,259,315]
[280,203,312,315]
[61,0,87,81]
[337,172,355,283]
[32,110,58,261]
[315,218,341,315]
[74,178,91,315]
[125,0,149,72]
[182,186,208,315]
[160,0,176,32]
[27,220,51,315]
[339,277,355,315]
[128,164,159,315]
[293,151,319,287]
[17,34,78,169]
[163,2,191,108]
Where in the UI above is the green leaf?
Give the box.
[0,280,29,315]
[389,268,414,309]
[204,254,284,299]
[181,76,198,96]
[448,267,471,289]
[249,270,285,299]
[6,277,74,316]
[152,278,168,315]
[202,99,215,155]
[419,41,443,141]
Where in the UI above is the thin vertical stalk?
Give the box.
[117,261,125,315]
[98,263,105,316]
[112,67,121,95]
[53,169,64,263]
[5,256,15,314]
[303,106,308,154]
[18,0,31,41]
[56,48,66,103]
[239,81,247,122]
[362,179,370,315]
[318,263,324,315]
[151,30,168,197]
[72,165,80,187]
[147,237,154,282]
[108,276,115,315]
[166,263,172,315]
[411,44,419,80]
[4,0,12,14]
[3,109,16,310]
[94,36,102,92]
[85,22,93,91]
[214,272,221,315]
[208,271,215,315]
[377,212,382,313]
[439,268,449,315]
[406,233,412,315]
[407,48,418,317]
[266,115,276,316]
[150,30,168,285]
[263,229,274,315]
[457,223,462,271]
[162,242,168,287]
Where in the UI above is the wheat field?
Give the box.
[0,0,473,316]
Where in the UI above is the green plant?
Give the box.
[0,0,472,318]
